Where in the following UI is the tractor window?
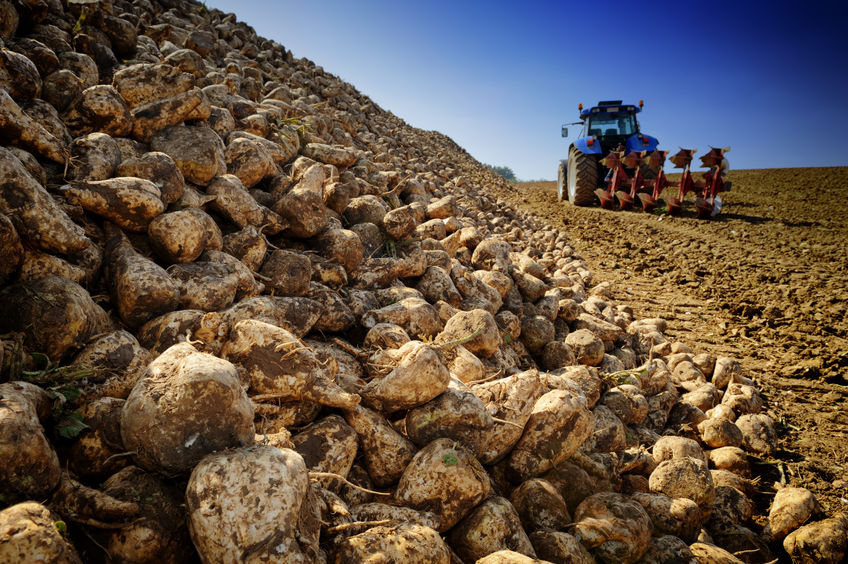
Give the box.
[588,114,637,136]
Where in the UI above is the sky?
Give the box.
[206,0,848,180]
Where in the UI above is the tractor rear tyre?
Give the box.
[556,161,567,201]
[567,146,598,206]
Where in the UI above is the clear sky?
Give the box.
[206,0,848,180]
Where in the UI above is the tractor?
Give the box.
[557,100,659,207]
[557,100,731,218]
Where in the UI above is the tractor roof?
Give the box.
[580,101,641,120]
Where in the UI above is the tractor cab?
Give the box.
[570,100,657,156]
[584,112,638,154]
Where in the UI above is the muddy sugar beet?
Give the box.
[0,0,835,562]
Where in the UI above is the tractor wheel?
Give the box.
[556,161,567,201]
[567,146,598,206]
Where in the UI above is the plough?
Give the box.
[594,147,731,218]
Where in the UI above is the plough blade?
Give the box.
[638,150,668,213]
[695,197,713,219]
[620,151,642,169]
[619,150,645,210]
[642,149,668,171]
[669,148,697,169]
[615,190,634,209]
[638,192,658,212]
[695,147,730,219]
[599,151,623,169]
[596,150,628,209]
[665,196,683,216]
[699,146,730,169]
[595,188,615,208]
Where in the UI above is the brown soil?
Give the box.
[485,167,848,515]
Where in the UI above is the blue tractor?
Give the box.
[557,100,659,206]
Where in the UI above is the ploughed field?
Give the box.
[496,167,848,513]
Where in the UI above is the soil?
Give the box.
[483,167,848,515]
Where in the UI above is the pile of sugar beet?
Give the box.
[1,1,847,563]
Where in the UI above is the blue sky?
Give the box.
[207,0,848,180]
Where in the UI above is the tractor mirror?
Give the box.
[561,125,568,138]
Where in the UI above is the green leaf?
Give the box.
[54,520,67,536]
[57,412,89,439]
[57,386,82,400]
[384,240,397,258]
[442,452,458,466]
[72,9,86,34]
[436,326,483,350]
[29,351,51,367]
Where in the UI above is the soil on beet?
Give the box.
[483,166,848,515]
